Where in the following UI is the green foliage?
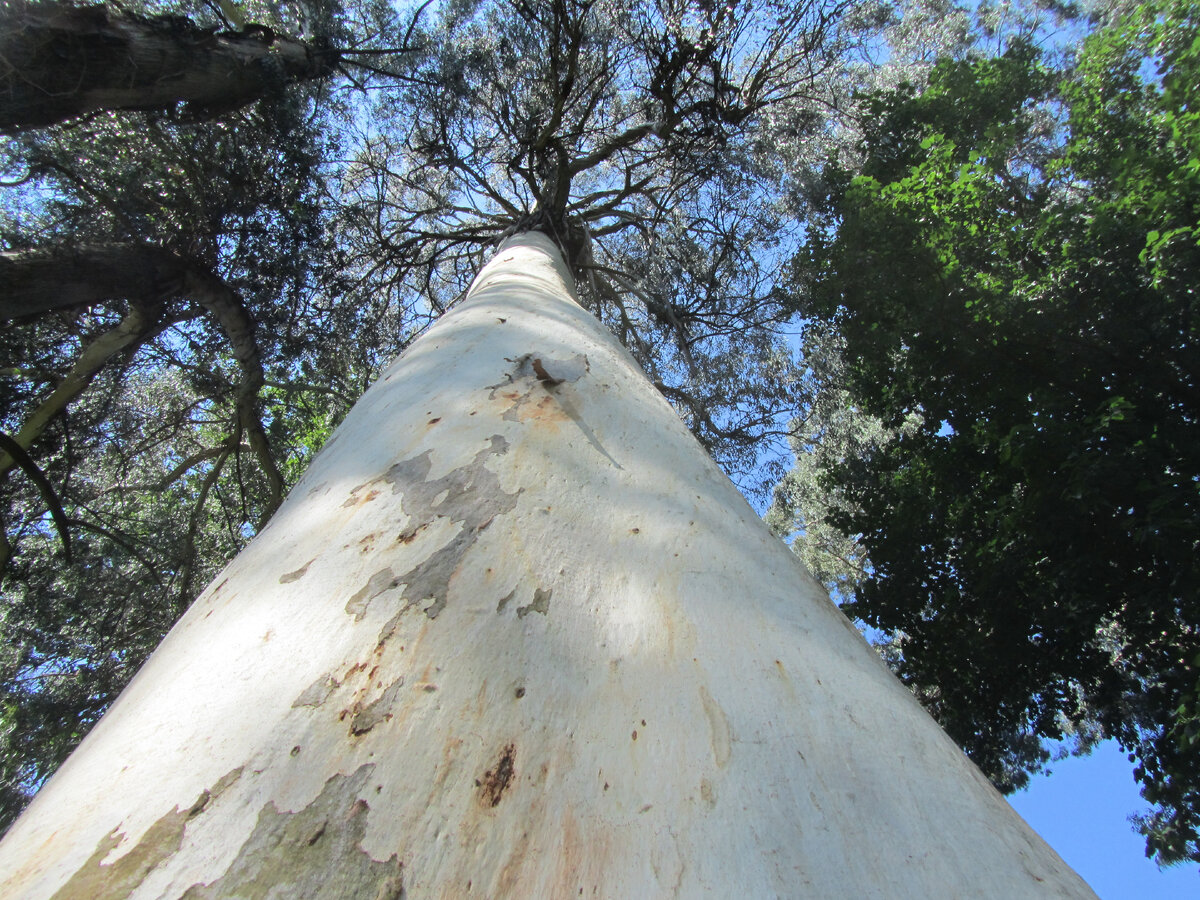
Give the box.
[0,0,360,831]
[795,1,1200,865]
[766,325,898,602]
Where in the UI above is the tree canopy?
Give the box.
[785,0,1200,864]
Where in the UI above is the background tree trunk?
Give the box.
[0,1,333,133]
[0,233,1096,897]
[0,244,185,320]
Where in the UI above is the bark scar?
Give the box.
[477,744,516,808]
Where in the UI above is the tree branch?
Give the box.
[0,303,163,479]
[0,1,338,133]
[182,270,285,522]
[0,244,186,321]
[0,431,72,561]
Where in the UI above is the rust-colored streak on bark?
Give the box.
[477,744,516,808]
[517,394,568,427]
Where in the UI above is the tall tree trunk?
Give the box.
[0,233,1095,897]
[0,1,334,133]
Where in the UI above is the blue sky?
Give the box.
[1007,741,1196,898]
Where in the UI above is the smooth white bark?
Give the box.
[0,233,1095,898]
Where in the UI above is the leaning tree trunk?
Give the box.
[0,1,333,133]
[0,233,1095,898]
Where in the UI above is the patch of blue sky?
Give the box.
[1009,739,1199,897]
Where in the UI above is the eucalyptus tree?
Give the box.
[330,0,882,484]
[0,0,837,831]
[0,226,1098,898]
[0,0,1101,893]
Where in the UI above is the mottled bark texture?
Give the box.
[0,1,334,133]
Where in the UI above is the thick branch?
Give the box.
[182,270,285,521]
[0,243,186,320]
[0,1,337,133]
[0,303,162,478]
[0,431,72,561]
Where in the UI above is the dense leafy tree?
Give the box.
[791,1,1199,864]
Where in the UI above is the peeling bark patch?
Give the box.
[516,587,552,619]
[488,355,620,467]
[52,767,243,900]
[379,436,510,510]
[477,744,516,808]
[489,353,588,394]
[181,765,404,900]
[523,353,588,386]
[346,568,402,621]
[350,677,405,736]
[486,354,589,423]
[392,528,475,621]
[354,436,519,636]
[280,559,315,584]
[293,674,339,709]
[496,588,517,614]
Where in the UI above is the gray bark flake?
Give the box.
[347,436,520,638]
[181,765,404,899]
[350,677,406,736]
[495,588,517,614]
[279,559,315,584]
[51,767,243,900]
[345,568,402,622]
[516,587,552,619]
[292,674,339,709]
